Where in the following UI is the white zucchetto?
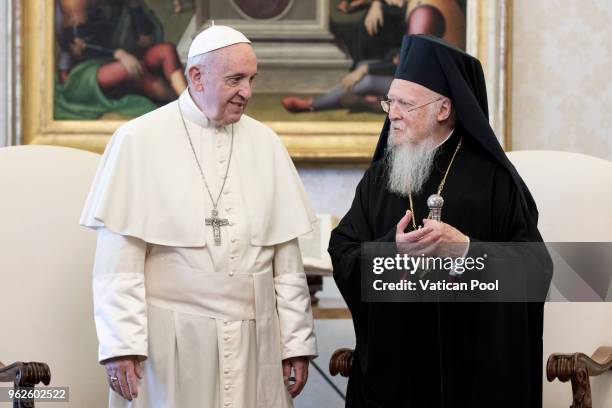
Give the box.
[187,24,251,58]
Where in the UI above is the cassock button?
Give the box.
[231,238,237,243]
[224,335,230,341]
[229,271,234,276]
[223,191,230,195]
[224,385,230,390]
[224,402,231,407]
[224,369,230,375]
[224,353,231,358]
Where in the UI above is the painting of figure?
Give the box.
[24,0,507,158]
[51,0,466,130]
[281,0,466,116]
[54,0,190,120]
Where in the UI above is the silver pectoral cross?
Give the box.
[205,209,229,245]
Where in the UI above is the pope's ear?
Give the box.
[188,66,204,91]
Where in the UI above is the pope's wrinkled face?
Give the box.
[191,43,257,126]
[386,79,445,147]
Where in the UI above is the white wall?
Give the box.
[296,165,366,217]
[512,0,612,159]
[296,165,366,299]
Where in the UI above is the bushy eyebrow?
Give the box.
[224,72,257,80]
[385,95,415,105]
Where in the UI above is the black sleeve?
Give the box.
[328,168,397,311]
[329,168,372,311]
[462,166,552,302]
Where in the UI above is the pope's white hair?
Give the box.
[184,52,217,86]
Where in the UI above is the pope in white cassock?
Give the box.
[80,25,318,408]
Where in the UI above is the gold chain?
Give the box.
[408,137,463,231]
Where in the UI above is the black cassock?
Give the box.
[329,128,552,407]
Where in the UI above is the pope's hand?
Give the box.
[103,356,143,401]
[282,356,309,398]
[395,211,468,257]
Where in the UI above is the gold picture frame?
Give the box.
[21,0,512,162]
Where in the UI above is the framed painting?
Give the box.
[21,0,512,162]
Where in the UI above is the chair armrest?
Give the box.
[547,346,612,408]
[329,348,354,377]
[0,361,51,408]
[0,361,51,386]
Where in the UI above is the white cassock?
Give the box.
[80,91,318,408]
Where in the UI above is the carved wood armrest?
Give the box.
[0,361,51,386]
[329,348,354,377]
[547,346,612,408]
[0,361,51,408]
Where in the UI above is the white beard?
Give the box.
[384,130,440,197]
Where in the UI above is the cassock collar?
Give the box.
[179,90,229,131]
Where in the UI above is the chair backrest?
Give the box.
[507,150,612,408]
[508,150,612,242]
[0,145,106,407]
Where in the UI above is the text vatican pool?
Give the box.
[372,279,499,291]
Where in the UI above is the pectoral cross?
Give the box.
[205,209,229,245]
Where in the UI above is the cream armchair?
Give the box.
[0,146,106,407]
[507,150,612,408]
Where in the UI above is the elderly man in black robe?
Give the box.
[328,35,552,407]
